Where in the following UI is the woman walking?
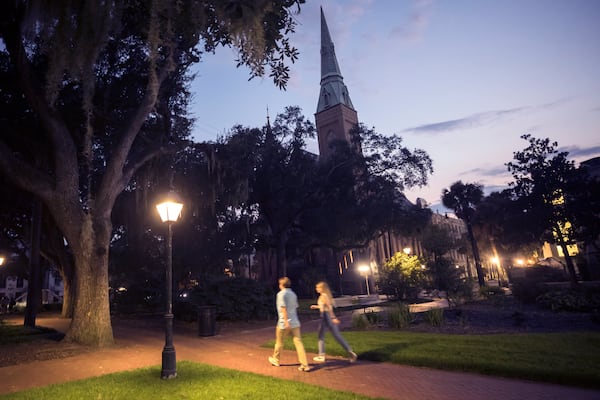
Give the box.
[310,281,357,363]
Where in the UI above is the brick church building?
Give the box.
[253,8,451,296]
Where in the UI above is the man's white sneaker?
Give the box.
[313,355,326,362]
[298,365,312,372]
[268,356,280,367]
[349,351,358,363]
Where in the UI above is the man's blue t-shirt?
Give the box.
[276,288,301,329]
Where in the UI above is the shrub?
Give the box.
[376,252,427,300]
[175,277,275,321]
[447,278,476,307]
[425,308,444,327]
[536,288,600,312]
[352,314,369,330]
[386,303,412,329]
[509,265,569,304]
[365,310,380,325]
[511,281,549,304]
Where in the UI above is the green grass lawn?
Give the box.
[267,330,600,389]
[0,361,381,400]
[0,323,58,345]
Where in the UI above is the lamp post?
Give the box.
[357,264,370,296]
[156,191,184,380]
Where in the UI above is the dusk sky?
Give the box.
[190,0,600,211]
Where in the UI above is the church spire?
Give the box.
[317,7,354,113]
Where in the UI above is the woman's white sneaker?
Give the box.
[349,351,358,363]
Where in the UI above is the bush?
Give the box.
[175,277,275,321]
[386,303,412,329]
[377,252,426,301]
[352,314,369,330]
[365,310,380,325]
[510,281,549,304]
[536,288,600,312]
[447,278,476,307]
[110,284,163,314]
[425,308,444,327]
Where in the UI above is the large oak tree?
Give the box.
[0,0,305,346]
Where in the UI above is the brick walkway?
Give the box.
[1,314,599,400]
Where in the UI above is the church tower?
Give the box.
[315,7,359,160]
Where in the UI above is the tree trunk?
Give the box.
[24,199,43,327]
[465,256,473,279]
[466,221,485,287]
[554,223,578,287]
[64,218,113,347]
[276,232,288,278]
[61,278,75,318]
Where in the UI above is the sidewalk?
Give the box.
[1,313,599,400]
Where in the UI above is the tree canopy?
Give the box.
[0,0,306,346]
[506,134,592,285]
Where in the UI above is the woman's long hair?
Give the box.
[316,281,336,308]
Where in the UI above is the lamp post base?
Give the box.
[161,347,177,379]
[161,312,176,379]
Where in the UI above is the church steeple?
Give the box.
[315,7,359,160]
[317,7,354,113]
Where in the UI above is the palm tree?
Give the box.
[442,181,486,287]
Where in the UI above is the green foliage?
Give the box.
[446,278,476,307]
[386,303,413,329]
[351,314,369,330]
[426,257,461,292]
[506,134,591,284]
[420,225,456,261]
[376,251,426,300]
[364,310,380,325]
[536,288,600,312]
[511,281,550,304]
[353,124,433,191]
[509,266,568,304]
[175,277,275,321]
[424,308,444,327]
[111,283,163,315]
[478,285,510,307]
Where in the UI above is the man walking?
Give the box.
[269,277,311,372]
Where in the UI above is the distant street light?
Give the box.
[156,191,184,379]
[0,256,4,266]
[403,247,411,255]
[357,264,371,296]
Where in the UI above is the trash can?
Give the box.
[198,305,217,336]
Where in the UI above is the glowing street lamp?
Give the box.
[156,191,184,379]
[357,264,371,296]
[403,247,411,255]
[0,256,4,266]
